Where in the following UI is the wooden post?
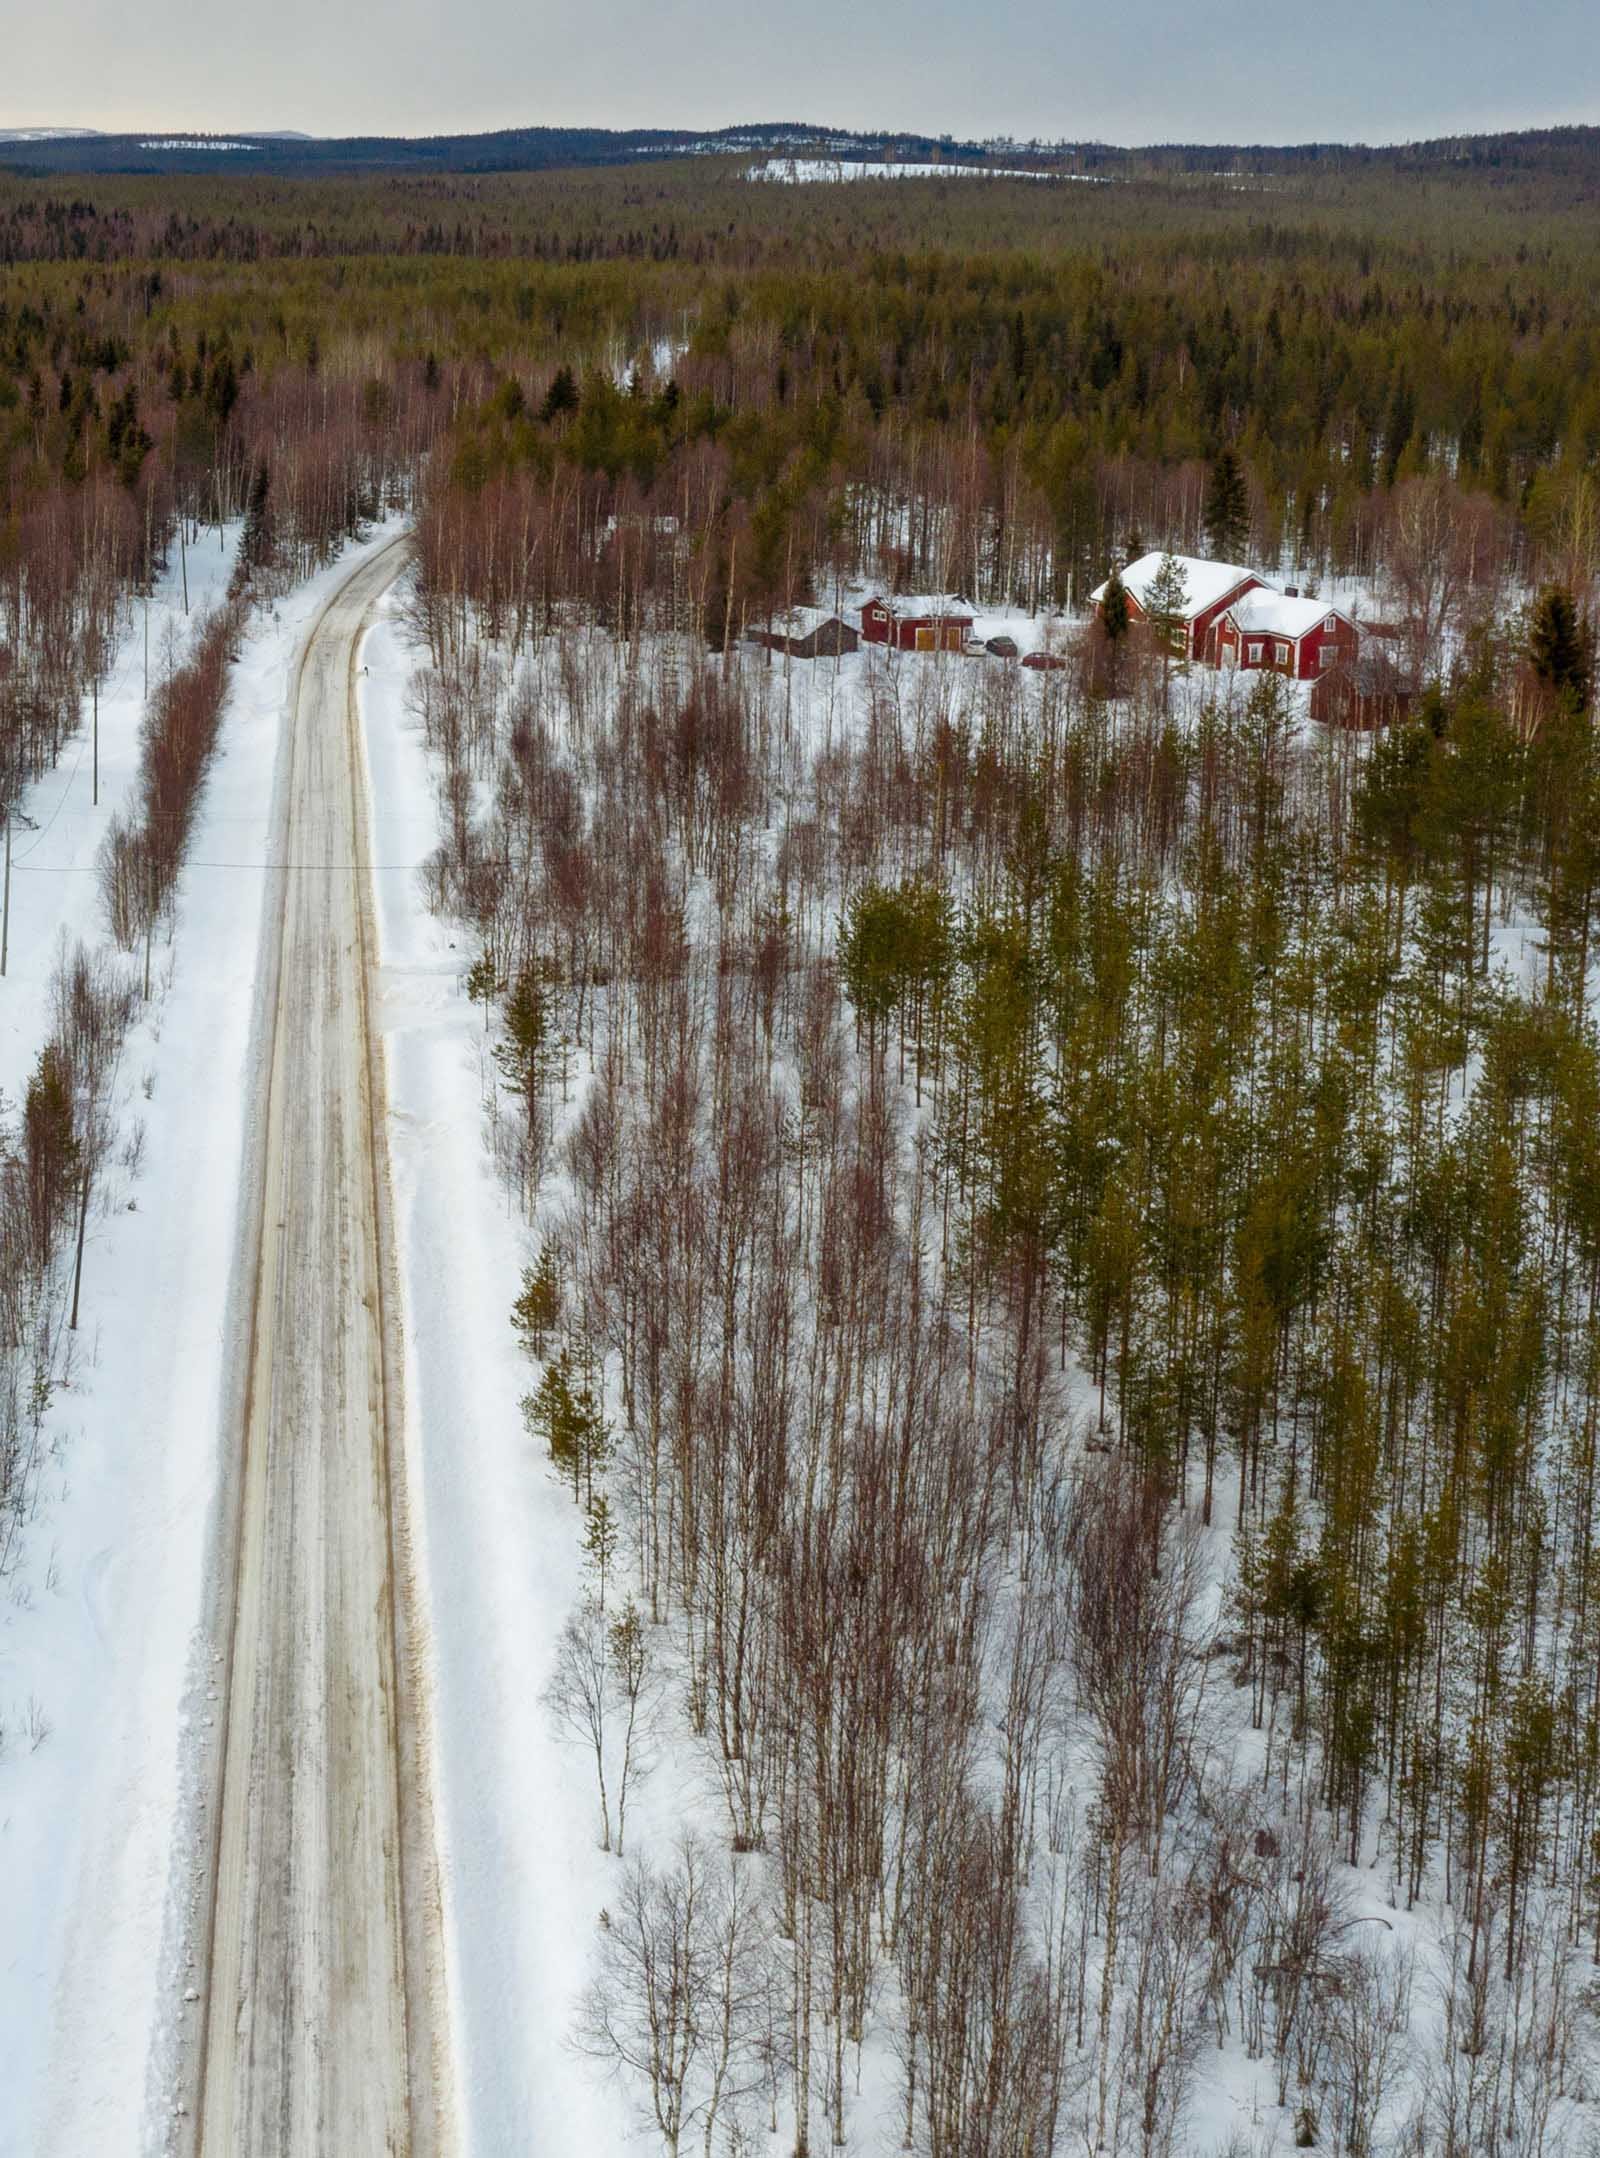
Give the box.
[69,1164,90,1331]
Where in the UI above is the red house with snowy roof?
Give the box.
[1212,591,1359,680]
[1091,553,1360,679]
[1090,553,1266,663]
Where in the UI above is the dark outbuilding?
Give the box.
[1309,649,1417,731]
[747,615,860,659]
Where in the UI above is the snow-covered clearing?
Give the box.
[747,157,1102,184]
[0,522,405,2158]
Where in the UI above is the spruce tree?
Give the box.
[1145,552,1191,710]
[1529,584,1593,711]
[512,1247,562,1359]
[1145,552,1191,652]
[239,459,273,575]
[495,965,550,1106]
[1101,567,1130,646]
[539,365,579,424]
[1203,444,1250,562]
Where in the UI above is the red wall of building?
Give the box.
[1189,578,1265,661]
[861,601,972,652]
[1215,610,1359,680]
[1292,615,1359,679]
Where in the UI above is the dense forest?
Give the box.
[3,138,1600,2152]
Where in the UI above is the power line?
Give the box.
[13,859,439,874]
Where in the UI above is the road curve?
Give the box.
[193,539,446,2156]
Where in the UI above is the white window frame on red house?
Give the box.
[1274,640,1290,666]
[1247,639,1262,663]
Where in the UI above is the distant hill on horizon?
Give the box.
[3,116,1598,179]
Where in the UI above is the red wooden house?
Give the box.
[1212,592,1359,680]
[1089,553,1265,663]
[861,595,974,653]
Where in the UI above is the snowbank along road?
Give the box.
[192,539,448,2156]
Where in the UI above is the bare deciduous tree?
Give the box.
[575,1832,766,2158]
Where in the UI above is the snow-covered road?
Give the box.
[192,538,448,2156]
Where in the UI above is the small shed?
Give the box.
[861,595,975,653]
[747,614,860,659]
[1309,650,1416,732]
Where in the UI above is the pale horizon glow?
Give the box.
[7,0,1598,152]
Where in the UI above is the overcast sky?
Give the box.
[10,0,1599,146]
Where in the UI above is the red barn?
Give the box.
[861,595,974,653]
[1213,592,1359,680]
[1090,553,1265,663]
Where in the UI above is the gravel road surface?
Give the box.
[194,541,446,2157]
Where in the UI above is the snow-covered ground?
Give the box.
[358,579,1564,2157]
[358,597,638,2149]
[0,522,405,2158]
[0,522,1539,2153]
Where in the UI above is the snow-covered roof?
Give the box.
[865,593,975,618]
[1090,553,1264,619]
[761,604,854,635]
[1227,592,1351,641]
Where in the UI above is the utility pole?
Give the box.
[2,795,11,979]
[92,675,99,808]
[144,488,153,697]
[69,1164,90,1331]
[143,854,158,1001]
[175,435,189,614]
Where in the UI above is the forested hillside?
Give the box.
[3,136,1599,2153]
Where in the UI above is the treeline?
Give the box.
[99,596,242,966]
[0,307,445,820]
[0,946,138,1575]
[8,147,1600,808]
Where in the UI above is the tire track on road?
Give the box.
[188,538,447,2158]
